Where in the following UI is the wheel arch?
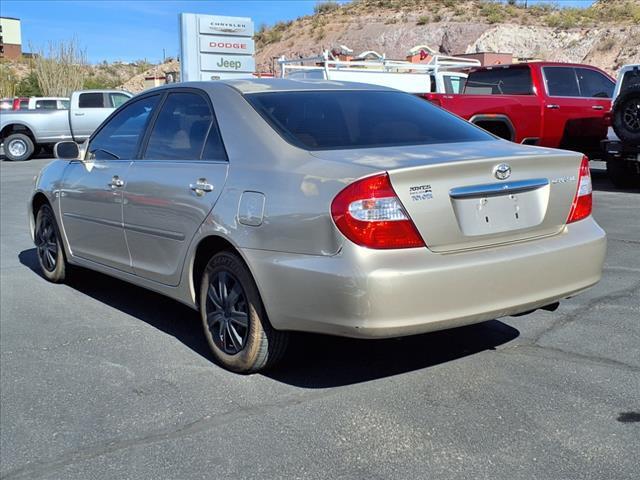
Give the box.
[1,123,37,143]
[29,191,51,239]
[190,234,249,307]
[469,114,516,141]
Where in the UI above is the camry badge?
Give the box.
[493,163,511,180]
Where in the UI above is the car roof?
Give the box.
[172,78,395,95]
[472,61,606,71]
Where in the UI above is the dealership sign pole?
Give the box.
[180,13,255,81]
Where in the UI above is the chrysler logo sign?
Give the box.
[208,21,248,34]
[493,163,512,180]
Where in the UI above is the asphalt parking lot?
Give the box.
[1,157,638,480]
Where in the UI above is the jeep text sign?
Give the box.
[180,13,255,81]
[199,35,255,55]
[200,54,255,73]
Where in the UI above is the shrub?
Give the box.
[15,71,42,97]
[31,38,86,96]
[314,1,339,14]
[416,15,429,25]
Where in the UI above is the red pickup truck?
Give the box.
[424,62,615,158]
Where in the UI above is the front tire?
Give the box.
[4,133,35,161]
[199,251,288,373]
[34,204,68,282]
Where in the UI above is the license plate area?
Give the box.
[450,181,550,237]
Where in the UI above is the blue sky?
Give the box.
[2,0,595,64]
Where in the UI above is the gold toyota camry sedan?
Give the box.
[29,79,606,372]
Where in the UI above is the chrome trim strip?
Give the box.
[123,223,185,241]
[449,178,549,199]
[63,212,122,229]
[63,213,185,241]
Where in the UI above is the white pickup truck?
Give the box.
[279,50,479,94]
[0,89,132,161]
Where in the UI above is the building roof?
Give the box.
[0,17,21,21]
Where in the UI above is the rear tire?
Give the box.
[606,160,640,189]
[199,251,289,373]
[34,204,68,283]
[612,89,640,145]
[4,133,35,161]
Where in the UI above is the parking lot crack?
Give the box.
[0,389,339,480]
[498,343,640,373]
[532,281,640,345]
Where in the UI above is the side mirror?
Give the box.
[54,141,80,160]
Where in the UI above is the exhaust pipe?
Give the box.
[512,301,560,317]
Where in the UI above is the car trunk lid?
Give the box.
[312,141,582,252]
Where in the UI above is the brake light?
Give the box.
[331,173,425,249]
[567,156,592,223]
[422,93,442,106]
[603,111,612,127]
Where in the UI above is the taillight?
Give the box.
[567,156,592,224]
[422,93,442,106]
[603,111,612,127]
[331,173,425,249]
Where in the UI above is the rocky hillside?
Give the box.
[255,0,640,75]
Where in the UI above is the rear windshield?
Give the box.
[245,90,493,150]
[464,67,533,95]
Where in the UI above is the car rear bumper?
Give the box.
[243,218,606,338]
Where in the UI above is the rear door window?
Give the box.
[78,92,105,108]
[544,67,580,97]
[443,75,465,94]
[464,67,533,95]
[576,68,614,98]
[143,92,213,160]
[109,93,130,108]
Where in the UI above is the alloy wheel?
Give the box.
[623,100,640,132]
[205,270,250,355]
[36,214,58,272]
[8,139,27,158]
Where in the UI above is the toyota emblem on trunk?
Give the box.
[493,163,511,180]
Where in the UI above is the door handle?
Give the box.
[546,104,560,109]
[109,176,125,188]
[190,178,214,196]
[592,105,604,110]
[74,112,85,116]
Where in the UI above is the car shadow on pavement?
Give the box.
[18,248,212,359]
[591,167,640,193]
[19,248,519,388]
[268,321,518,388]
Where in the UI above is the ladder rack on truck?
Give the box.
[278,50,480,94]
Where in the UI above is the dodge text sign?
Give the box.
[199,35,255,55]
[180,13,255,82]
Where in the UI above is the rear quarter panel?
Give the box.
[200,84,378,257]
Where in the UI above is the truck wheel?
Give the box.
[612,89,640,145]
[199,251,289,373]
[4,133,35,161]
[607,160,640,189]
